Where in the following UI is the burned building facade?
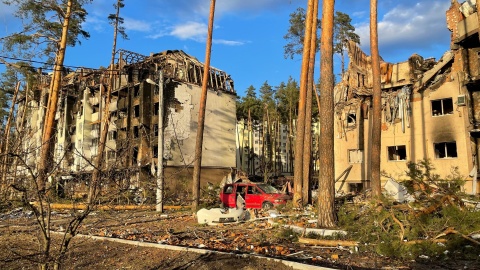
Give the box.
[334,0,480,194]
[20,50,236,193]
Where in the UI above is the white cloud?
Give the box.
[123,17,151,32]
[213,39,245,46]
[171,21,207,41]
[83,16,107,33]
[355,1,451,60]
[147,0,302,19]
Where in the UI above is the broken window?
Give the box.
[349,183,363,193]
[133,126,140,138]
[133,147,138,164]
[153,124,158,137]
[134,85,140,97]
[434,142,457,158]
[348,149,363,163]
[153,145,158,158]
[134,105,140,118]
[387,145,407,161]
[224,185,233,194]
[346,113,356,127]
[107,150,116,160]
[108,131,117,141]
[91,138,99,148]
[153,102,159,116]
[431,98,453,116]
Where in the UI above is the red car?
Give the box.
[220,182,291,209]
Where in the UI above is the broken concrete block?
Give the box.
[197,208,248,226]
[383,178,414,203]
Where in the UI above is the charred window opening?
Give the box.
[134,85,140,97]
[434,142,457,158]
[134,105,140,118]
[347,113,356,127]
[431,98,453,116]
[153,145,158,158]
[133,126,139,138]
[349,183,363,193]
[348,149,363,163]
[107,150,116,160]
[388,145,407,161]
[108,131,117,141]
[153,124,158,137]
[153,102,159,116]
[91,138,99,147]
[133,147,138,164]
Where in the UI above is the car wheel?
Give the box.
[262,201,273,210]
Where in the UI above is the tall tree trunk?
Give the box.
[192,0,216,210]
[302,0,318,205]
[317,0,336,228]
[293,0,314,207]
[1,81,20,197]
[370,0,382,198]
[89,0,122,203]
[37,0,73,192]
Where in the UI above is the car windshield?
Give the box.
[257,184,280,194]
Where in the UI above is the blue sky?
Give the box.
[0,0,452,97]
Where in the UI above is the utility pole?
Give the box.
[192,0,216,210]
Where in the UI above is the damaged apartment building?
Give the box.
[334,0,480,195]
[19,49,236,195]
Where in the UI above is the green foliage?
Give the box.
[0,62,36,124]
[1,0,92,62]
[236,85,262,121]
[283,8,359,60]
[337,160,480,260]
[404,159,466,197]
[333,11,361,56]
[274,77,299,123]
[108,0,128,40]
[274,227,299,242]
[283,7,320,60]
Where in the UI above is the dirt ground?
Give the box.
[1,208,479,270]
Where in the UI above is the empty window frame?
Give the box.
[346,113,356,127]
[153,145,158,158]
[133,105,140,118]
[107,150,116,160]
[431,98,453,116]
[133,126,140,138]
[134,85,140,97]
[387,145,407,161]
[153,124,158,137]
[153,102,159,116]
[108,130,117,141]
[348,149,363,163]
[434,142,457,158]
[132,147,138,164]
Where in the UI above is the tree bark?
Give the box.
[370,0,382,198]
[317,0,336,228]
[192,0,216,210]
[293,0,314,207]
[302,0,318,205]
[37,0,73,192]
[1,81,20,197]
[89,0,122,204]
